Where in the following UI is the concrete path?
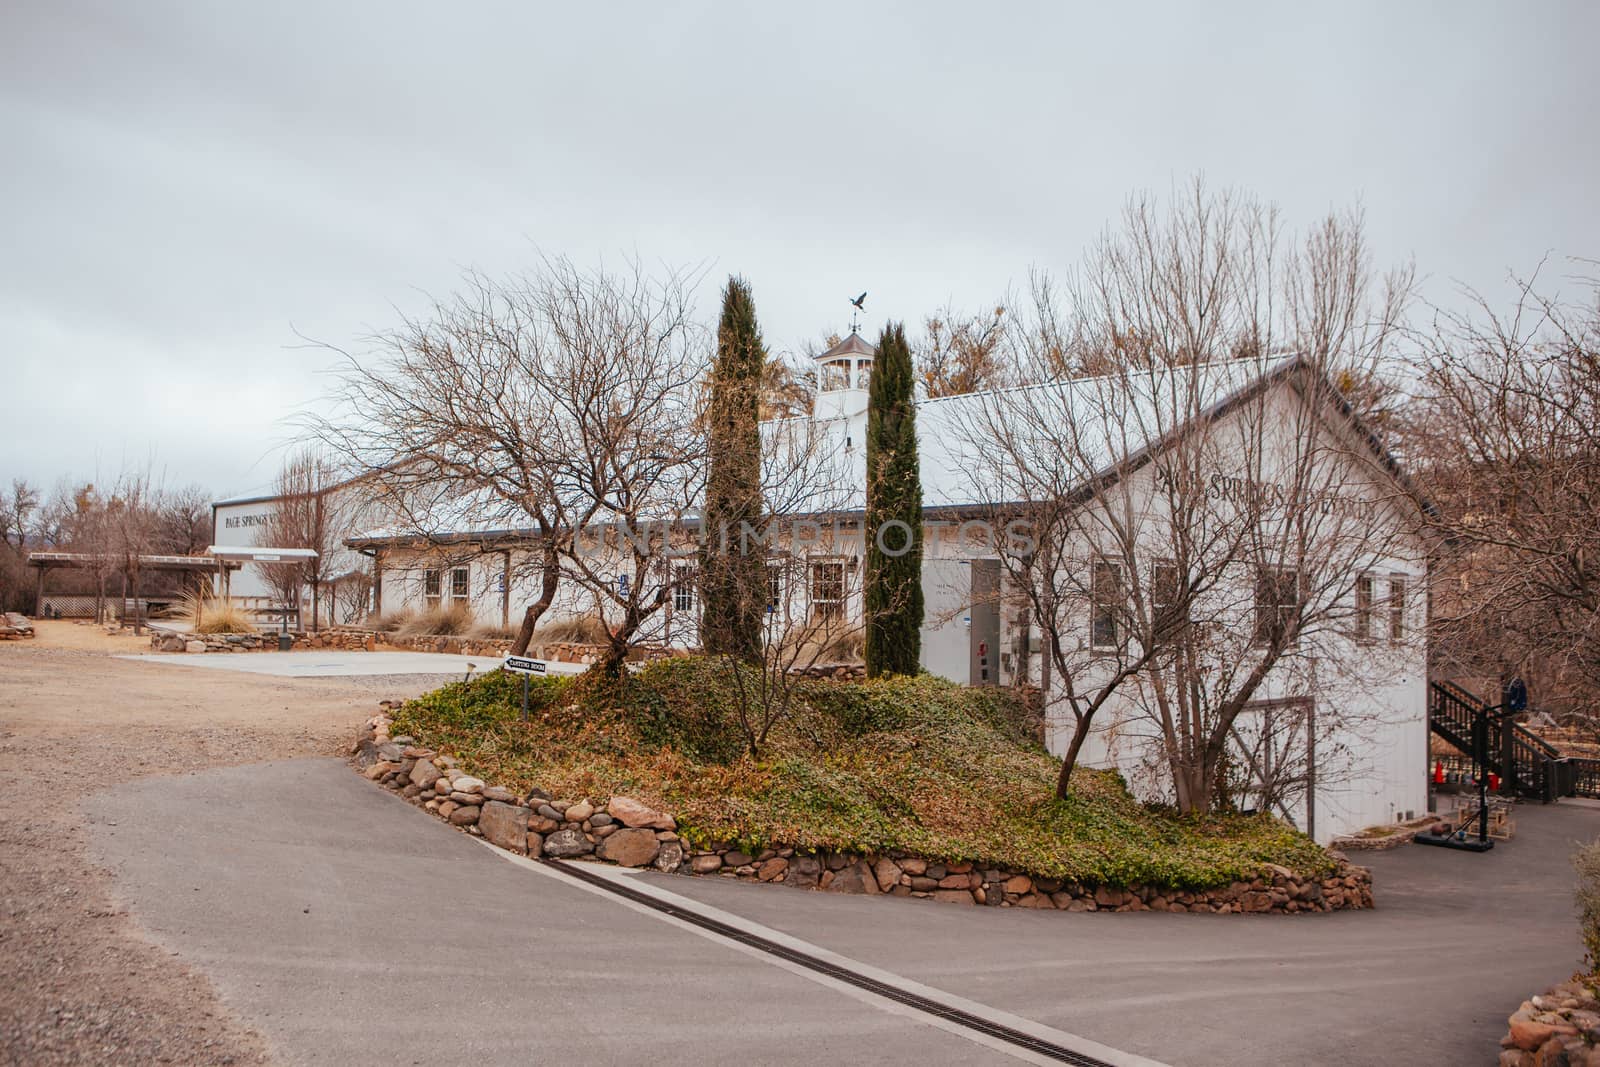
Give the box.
[113,650,586,677]
[88,755,1597,1066]
[87,759,1030,1066]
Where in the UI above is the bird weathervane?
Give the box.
[849,291,867,335]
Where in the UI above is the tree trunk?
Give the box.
[509,549,561,657]
[311,579,320,632]
[1054,717,1092,800]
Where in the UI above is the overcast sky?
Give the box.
[3,1,1597,500]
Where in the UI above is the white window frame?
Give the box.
[808,558,846,623]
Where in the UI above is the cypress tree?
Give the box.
[864,322,924,676]
[700,276,767,659]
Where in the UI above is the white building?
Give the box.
[223,336,1430,842]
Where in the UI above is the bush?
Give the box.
[182,594,258,635]
[363,610,412,633]
[530,615,610,645]
[397,603,474,636]
[390,655,1335,889]
[1576,840,1600,970]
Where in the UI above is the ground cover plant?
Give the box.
[390,657,1335,889]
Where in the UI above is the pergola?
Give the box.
[26,551,241,618]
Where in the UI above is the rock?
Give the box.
[543,828,594,858]
[526,832,544,859]
[376,742,403,761]
[824,861,879,895]
[478,801,530,854]
[597,827,660,867]
[691,854,723,874]
[437,800,457,817]
[758,857,789,882]
[654,841,684,873]
[932,889,976,906]
[482,786,517,804]
[1004,874,1033,895]
[565,800,595,822]
[1094,886,1123,908]
[873,857,902,893]
[589,812,614,827]
[536,804,563,822]
[353,739,380,769]
[1508,1018,1559,1052]
[363,760,397,780]
[898,856,928,876]
[723,850,753,868]
[409,760,442,789]
[938,873,974,890]
[448,791,484,805]
[909,876,939,892]
[185,640,206,653]
[451,776,485,795]
[607,796,675,830]
[784,856,823,888]
[528,815,559,834]
[448,805,480,826]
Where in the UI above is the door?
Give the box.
[969,559,1001,687]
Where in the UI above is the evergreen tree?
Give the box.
[864,322,924,676]
[700,277,767,659]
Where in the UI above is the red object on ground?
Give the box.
[1489,772,1501,791]
[1434,760,1446,784]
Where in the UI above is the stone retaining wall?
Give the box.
[1497,976,1600,1065]
[353,708,1374,916]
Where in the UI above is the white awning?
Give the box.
[206,545,319,563]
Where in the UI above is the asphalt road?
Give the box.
[88,758,1596,1066]
[86,759,1029,1066]
[645,798,1598,1065]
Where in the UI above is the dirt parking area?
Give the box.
[21,618,165,655]
[0,641,458,1065]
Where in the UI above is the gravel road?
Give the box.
[0,642,457,1066]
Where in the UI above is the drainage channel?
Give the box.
[542,857,1117,1067]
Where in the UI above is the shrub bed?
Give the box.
[373,657,1364,902]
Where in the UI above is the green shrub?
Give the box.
[390,655,1335,889]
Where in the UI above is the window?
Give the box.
[1254,567,1302,646]
[1151,560,1185,640]
[423,569,442,609]
[821,360,850,392]
[450,567,470,602]
[1353,574,1374,641]
[1389,576,1406,641]
[766,561,784,612]
[809,560,845,622]
[672,563,696,613]
[1090,559,1123,649]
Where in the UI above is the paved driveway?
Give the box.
[87,753,1597,1066]
[88,759,1026,1066]
[645,799,1598,1065]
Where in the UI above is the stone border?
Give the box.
[352,707,1374,915]
[1496,976,1600,1065]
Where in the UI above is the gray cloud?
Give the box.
[3,0,1596,495]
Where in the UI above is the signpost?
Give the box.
[503,655,549,722]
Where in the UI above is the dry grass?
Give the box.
[362,610,412,633]
[181,594,260,635]
[530,615,609,645]
[397,602,475,636]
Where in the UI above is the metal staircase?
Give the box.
[1429,680,1600,801]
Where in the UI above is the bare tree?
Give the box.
[1409,261,1600,714]
[103,469,161,635]
[313,257,706,669]
[915,301,1010,397]
[257,450,345,630]
[954,178,1418,810]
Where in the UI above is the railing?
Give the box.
[1567,757,1600,800]
[1428,680,1558,801]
